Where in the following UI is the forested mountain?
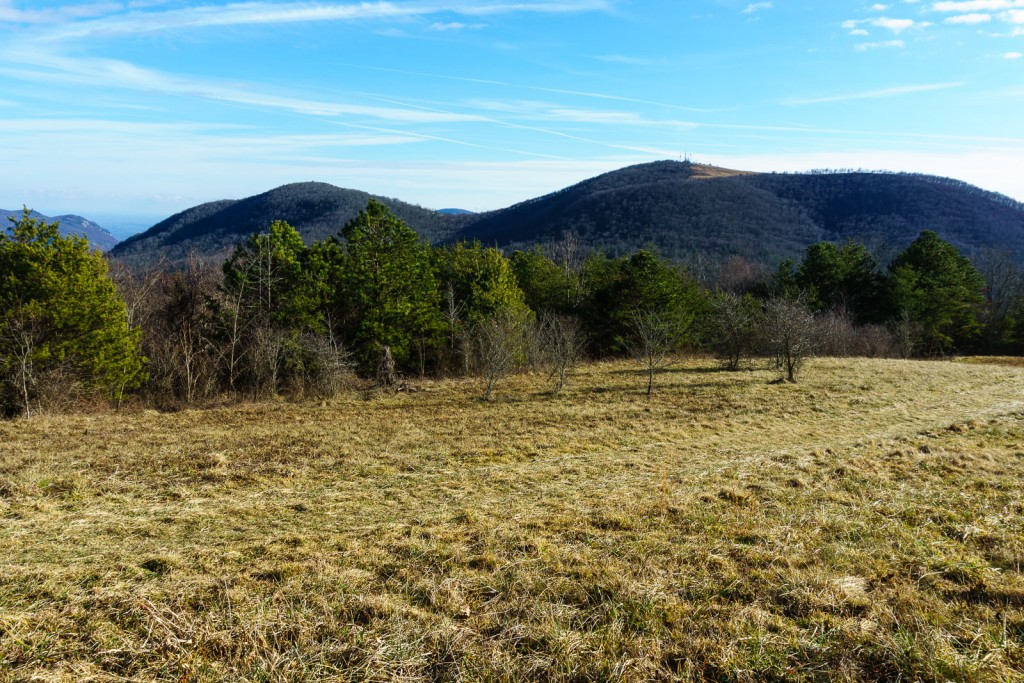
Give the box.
[108,162,1024,268]
[451,161,1024,268]
[110,182,471,266]
[2,208,118,251]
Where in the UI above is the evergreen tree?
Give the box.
[889,231,986,354]
[222,220,320,332]
[0,209,145,416]
[334,200,442,372]
[583,250,706,355]
[509,247,573,315]
[796,241,887,323]
[434,242,530,326]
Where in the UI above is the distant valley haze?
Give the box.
[1,0,1022,224]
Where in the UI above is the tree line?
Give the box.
[2,201,1017,417]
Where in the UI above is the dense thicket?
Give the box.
[3,201,1018,416]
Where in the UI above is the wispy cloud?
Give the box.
[24,0,613,41]
[428,21,485,31]
[333,62,727,113]
[857,39,907,49]
[1005,50,1023,57]
[594,54,664,66]
[945,12,993,22]
[0,0,128,24]
[0,49,486,123]
[782,82,965,105]
[741,2,773,14]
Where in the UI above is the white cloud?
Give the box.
[849,28,870,34]
[844,16,932,33]
[945,12,993,21]
[1005,50,1024,57]
[741,2,773,14]
[782,82,965,105]
[1001,8,1024,20]
[874,16,928,31]
[857,39,907,48]
[871,4,890,10]
[933,1,1024,11]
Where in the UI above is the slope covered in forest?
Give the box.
[109,162,1024,268]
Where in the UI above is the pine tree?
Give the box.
[889,231,986,354]
[334,200,442,373]
[0,209,145,416]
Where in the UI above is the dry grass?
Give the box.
[2,357,1024,682]
[688,164,755,180]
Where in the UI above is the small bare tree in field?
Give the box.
[628,309,677,396]
[711,292,761,371]
[290,331,353,398]
[1,307,44,418]
[762,296,817,383]
[539,313,587,395]
[472,312,528,401]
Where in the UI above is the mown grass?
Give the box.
[2,357,1024,682]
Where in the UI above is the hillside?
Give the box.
[108,162,1024,269]
[451,161,1024,266]
[110,183,471,266]
[2,208,119,252]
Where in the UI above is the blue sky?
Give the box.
[1,0,1022,234]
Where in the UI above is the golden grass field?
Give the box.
[2,357,1024,682]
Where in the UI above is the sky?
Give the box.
[0,0,1022,235]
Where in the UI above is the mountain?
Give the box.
[110,183,471,267]
[2,209,119,252]
[109,162,1024,269]
[450,161,1024,267]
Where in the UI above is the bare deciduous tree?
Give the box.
[628,309,677,396]
[762,296,817,383]
[538,313,587,395]
[711,292,760,371]
[1,307,44,417]
[977,248,1023,347]
[290,331,354,398]
[472,312,528,401]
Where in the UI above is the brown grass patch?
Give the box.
[2,357,1024,681]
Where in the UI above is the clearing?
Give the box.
[2,357,1024,681]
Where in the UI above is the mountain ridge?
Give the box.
[111,183,470,267]
[2,208,119,252]
[108,161,1024,268]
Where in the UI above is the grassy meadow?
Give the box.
[2,357,1024,681]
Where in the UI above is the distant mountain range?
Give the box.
[107,161,1024,269]
[2,208,119,252]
